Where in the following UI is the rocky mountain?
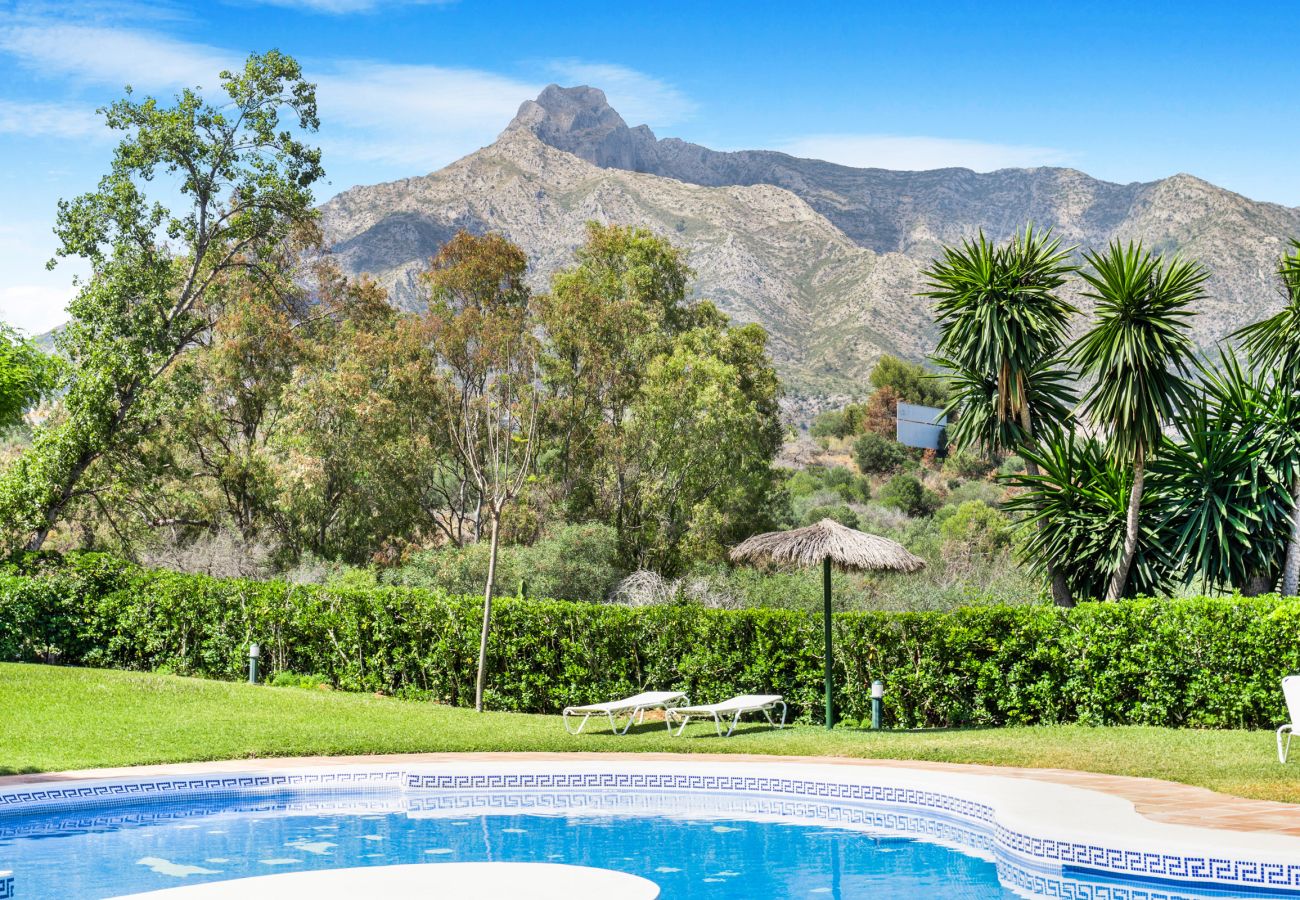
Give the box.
[319,85,1300,402]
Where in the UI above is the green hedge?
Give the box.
[1,553,1297,728]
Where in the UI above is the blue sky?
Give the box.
[1,0,1297,332]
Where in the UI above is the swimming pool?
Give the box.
[2,759,1297,898]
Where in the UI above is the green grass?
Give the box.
[4,663,1296,804]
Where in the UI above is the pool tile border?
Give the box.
[3,761,1298,896]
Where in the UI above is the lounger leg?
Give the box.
[672,714,691,737]
[616,707,643,736]
[564,711,593,736]
[1279,725,1294,763]
[777,701,787,728]
[725,711,743,738]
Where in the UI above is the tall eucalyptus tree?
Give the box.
[0,51,323,553]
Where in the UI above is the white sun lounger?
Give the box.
[562,690,688,735]
[665,694,787,737]
[1279,675,1300,763]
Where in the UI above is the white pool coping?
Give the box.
[4,758,1299,895]
[109,862,661,900]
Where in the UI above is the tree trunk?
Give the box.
[474,511,500,712]
[24,449,98,552]
[1243,572,1275,597]
[1016,399,1073,607]
[1107,459,1145,602]
[1283,473,1300,598]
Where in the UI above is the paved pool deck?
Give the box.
[3,752,1297,838]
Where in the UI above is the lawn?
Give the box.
[3,663,1296,804]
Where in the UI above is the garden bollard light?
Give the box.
[248,642,260,685]
[871,680,884,730]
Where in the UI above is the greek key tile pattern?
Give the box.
[0,871,12,900]
[3,767,1297,894]
[0,769,404,816]
[996,857,1245,900]
[404,772,1300,892]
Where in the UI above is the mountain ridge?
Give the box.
[319,85,1300,403]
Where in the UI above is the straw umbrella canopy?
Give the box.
[730,518,925,729]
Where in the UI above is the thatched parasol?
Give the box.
[730,518,925,729]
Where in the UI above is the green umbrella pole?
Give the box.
[823,556,834,729]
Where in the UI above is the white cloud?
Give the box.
[0,283,75,334]
[545,60,696,128]
[0,99,104,140]
[313,61,539,167]
[776,134,1075,172]
[0,23,235,91]
[0,19,697,175]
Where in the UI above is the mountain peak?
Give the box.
[507,84,658,171]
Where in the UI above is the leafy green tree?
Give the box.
[1233,239,1300,595]
[923,226,1078,604]
[0,326,57,430]
[868,354,948,406]
[809,409,848,440]
[852,432,907,474]
[1071,241,1205,600]
[423,231,541,712]
[876,473,937,518]
[621,319,783,571]
[0,51,322,553]
[535,222,693,524]
[536,223,781,572]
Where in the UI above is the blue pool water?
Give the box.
[0,790,1275,899]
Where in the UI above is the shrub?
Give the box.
[809,410,848,440]
[821,466,870,503]
[383,524,623,601]
[939,501,1013,556]
[518,523,623,601]
[877,474,939,517]
[998,455,1027,477]
[4,553,1299,729]
[945,479,1006,508]
[800,503,860,530]
[853,433,908,474]
[941,448,995,480]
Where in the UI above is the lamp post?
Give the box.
[248,642,260,685]
[871,680,884,730]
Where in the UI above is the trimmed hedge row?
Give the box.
[1,553,1297,728]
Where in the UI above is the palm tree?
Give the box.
[1008,433,1177,601]
[1151,351,1298,595]
[924,225,1079,605]
[1233,239,1300,596]
[1071,241,1205,601]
